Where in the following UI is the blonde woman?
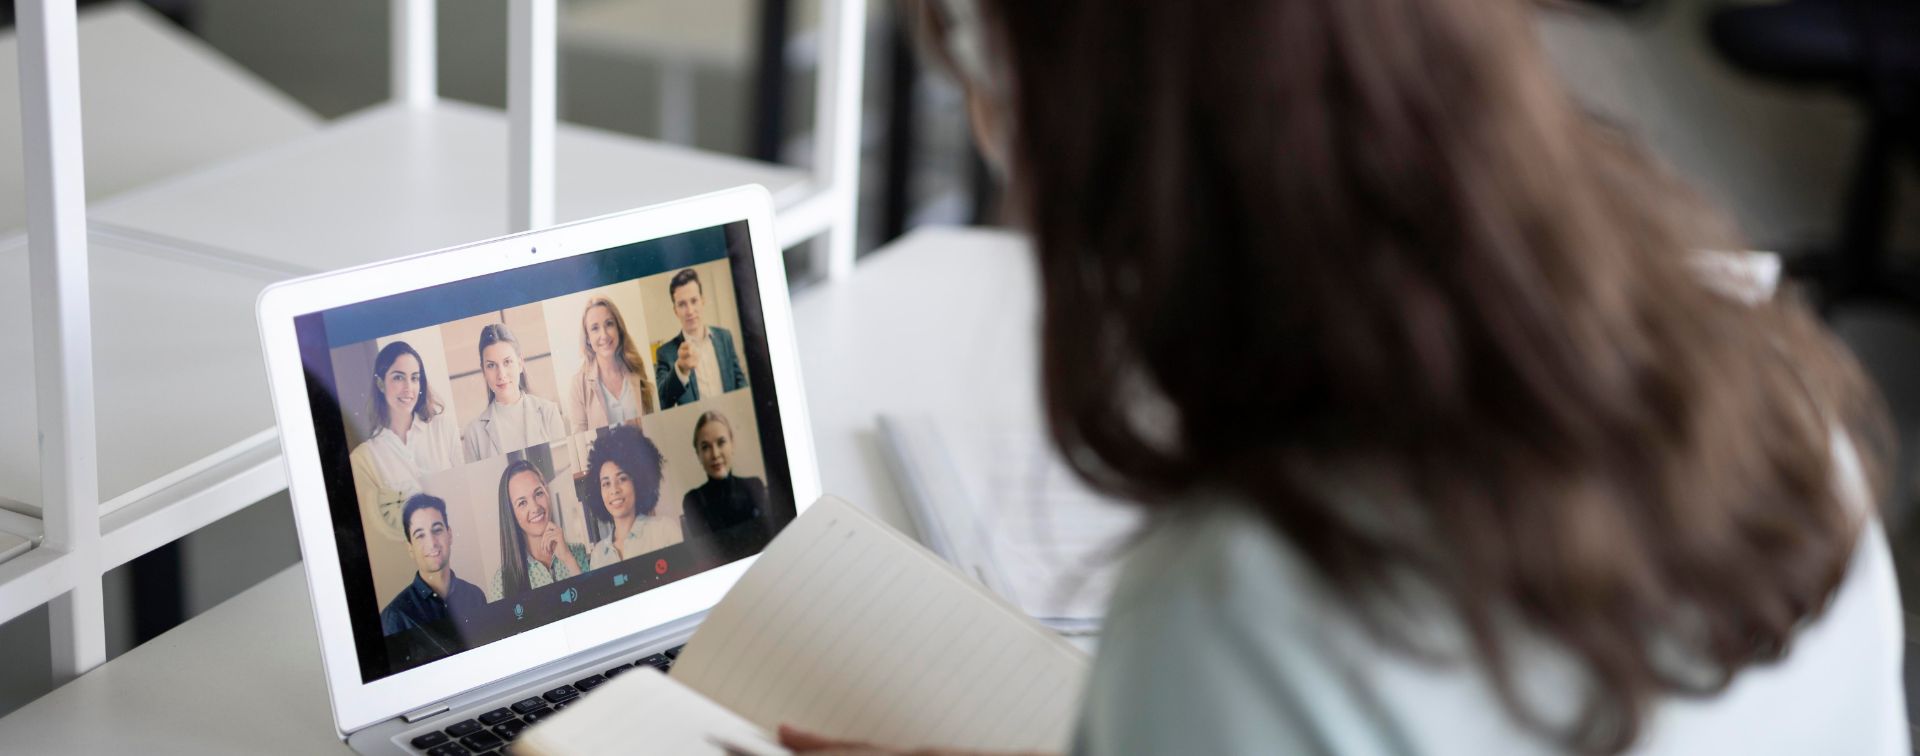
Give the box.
[568,295,657,434]
[349,341,460,541]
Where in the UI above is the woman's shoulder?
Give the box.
[486,567,505,602]
[1083,497,1410,753]
[1105,496,1327,622]
[426,409,460,435]
[526,392,565,413]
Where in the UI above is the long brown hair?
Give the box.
[957,0,1889,751]
[495,459,545,598]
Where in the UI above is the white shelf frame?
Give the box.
[7,0,867,684]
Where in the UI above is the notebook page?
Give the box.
[516,667,789,756]
[882,414,1135,625]
[670,496,1090,752]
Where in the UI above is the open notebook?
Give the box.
[516,496,1092,756]
[878,415,1138,634]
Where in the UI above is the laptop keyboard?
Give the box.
[405,644,683,755]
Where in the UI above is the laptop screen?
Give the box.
[289,221,797,684]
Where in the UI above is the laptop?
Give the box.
[256,185,819,755]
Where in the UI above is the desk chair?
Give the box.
[1708,0,1920,314]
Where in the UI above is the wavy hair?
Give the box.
[960,0,1890,751]
[578,296,656,414]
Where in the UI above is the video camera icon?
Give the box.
[560,587,580,604]
[613,573,629,588]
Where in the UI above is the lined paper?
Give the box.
[880,414,1136,631]
[671,496,1090,752]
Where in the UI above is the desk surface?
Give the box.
[0,227,1034,753]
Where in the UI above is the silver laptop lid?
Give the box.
[257,187,818,733]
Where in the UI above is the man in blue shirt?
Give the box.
[380,494,486,662]
[655,268,748,409]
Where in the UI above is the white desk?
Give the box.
[0,227,1034,753]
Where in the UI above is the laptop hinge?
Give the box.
[402,703,451,723]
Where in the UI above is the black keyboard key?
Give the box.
[478,708,515,726]
[603,663,633,678]
[639,653,670,670]
[426,744,470,756]
[664,644,684,659]
[541,684,579,703]
[492,719,529,740]
[411,731,451,750]
[509,697,546,715]
[552,701,569,711]
[519,708,552,724]
[574,674,606,692]
[460,731,506,752]
[445,719,483,738]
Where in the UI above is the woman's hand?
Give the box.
[543,524,581,572]
[777,725,1050,756]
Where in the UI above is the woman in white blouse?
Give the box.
[461,323,569,462]
[582,424,682,567]
[348,341,461,541]
[567,295,657,433]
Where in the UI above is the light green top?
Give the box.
[1074,472,1904,755]
[486,542,592,602]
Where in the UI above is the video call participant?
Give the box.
[350,341,462,541]
[654,269,747,409]
[380,494,486,664]
[488,459,592,602]
[681,411,773,542]
[568,295,657,432]
[462,323,569,462]
[582,424,682,566]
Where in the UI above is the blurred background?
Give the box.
[0,0,1915,730]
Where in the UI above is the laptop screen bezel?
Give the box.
[256,186,819,736]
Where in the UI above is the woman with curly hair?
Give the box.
[582,424,683,566]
